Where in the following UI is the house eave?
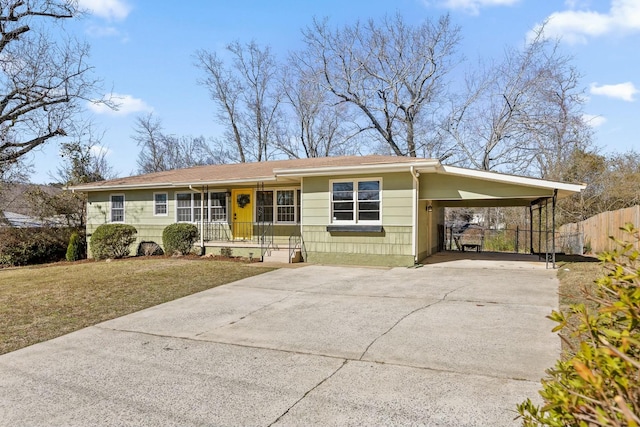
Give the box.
[438,165,586,196]
[69,176,279,192]
[274,160,440,178]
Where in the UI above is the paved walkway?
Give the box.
[0,255,559,426]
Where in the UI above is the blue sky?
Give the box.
[27,0,640,183]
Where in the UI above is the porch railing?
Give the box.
[288,227,306,263]
[196,221,272,243]
[259,222,274,258]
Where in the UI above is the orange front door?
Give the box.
[231,189,253,240]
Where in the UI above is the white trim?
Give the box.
[70,177,278,192]
[254,186,301,224]
[175,191,229,223]
[329,177,383,225]
[109,193,125,223]
[437,165,586,193]
[410,167,419,264]
[153,192,169,216]
[275,161,439,178]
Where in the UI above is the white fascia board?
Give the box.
[69,176,278,192]
[439,165,586,193]
[274,161,440,178]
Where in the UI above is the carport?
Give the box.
[413,165,586,268]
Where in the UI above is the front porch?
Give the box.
[195,221,304,263]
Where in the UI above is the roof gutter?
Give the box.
[410,166,419,265]
[69,176,278,192]
[275,160,440,178]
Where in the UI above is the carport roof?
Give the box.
[419,165,585,207]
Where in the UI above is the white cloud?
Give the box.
[88,93,153,116]
[90,145,112,157]
[537,0,640,44]
[78,0,131,21]
[426,0,519,15]
[582,114,607,127]
[590,82,639,101]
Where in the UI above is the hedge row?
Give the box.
[0,227,79,266]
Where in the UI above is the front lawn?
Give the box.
[0,258,275,355]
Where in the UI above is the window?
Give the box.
[277,190,295,223]
[331,179,381,223]
[176,192,227,223]
[110,194,124,222]
[210,192,227,222]
[154,193,168,216]
[176,193,192,222]
[193,193,208,222]
[256,189,300,223]
[256,190,274,222]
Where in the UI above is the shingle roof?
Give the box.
[70,155,436,191]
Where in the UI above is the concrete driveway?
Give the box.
[0,254,559,426]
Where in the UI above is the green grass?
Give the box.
[0,257,275,355]
[554,254,604,352]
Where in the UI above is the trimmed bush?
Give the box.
[65,231,86,261]
[137,241,164,257]
[0,227,76,266]
[518,223,640,426]
[90,224,137,260]
[162,223,199,255]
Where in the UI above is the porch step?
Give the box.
[262,248,303,264]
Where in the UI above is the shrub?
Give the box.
[65,231,86,262]
[162,223,198,255]
[137,241,164,257]
[517,223,640,426]
[90,224,137,260]
[0,227,75,266]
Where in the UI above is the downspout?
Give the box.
[189,185,205,253]
[410,166,419,265]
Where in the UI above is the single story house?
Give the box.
[70,155,585,266]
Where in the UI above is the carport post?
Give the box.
[552,189,557,269]
[529,205,533,254]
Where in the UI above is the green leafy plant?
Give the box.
[89,224,137,260]
[162,223,199,255]
[220,247,233,258]
[518,223,640,426]
[0,227,75,266]
[65,231,86,261]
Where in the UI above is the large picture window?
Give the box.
[110,194,124,222]
[256,188,300,223]
[331,179,381,223]
[176,192,227,223]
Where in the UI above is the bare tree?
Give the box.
[0,0,110,173]
[56,121,114,185]
[298,14,461,157]
[195,41,283,162]
[132,113,219,173]
[443,26,591,175]
[278,64,362,158]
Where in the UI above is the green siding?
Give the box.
[302,225,414,267]
[302,172,414,227]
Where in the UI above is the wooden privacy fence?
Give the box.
[558,205,640,254]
